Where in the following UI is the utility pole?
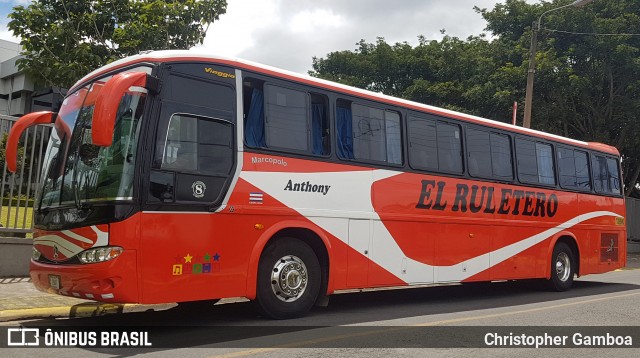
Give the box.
[523,22,538,129]
[522,0,595,129]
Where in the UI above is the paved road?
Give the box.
[2,266,640,357]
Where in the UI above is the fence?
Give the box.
[0,114,51,237]
[627,197,640,242]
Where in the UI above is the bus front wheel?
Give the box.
[547,242,575,291]
[256,237,321,319]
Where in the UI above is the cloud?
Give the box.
[0,29,19,42]
[199,0,502,74]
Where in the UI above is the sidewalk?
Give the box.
[1,254,639,323]
[0,276,176,322]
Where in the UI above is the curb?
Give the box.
[0,303,175,323]
[0,306,80,322]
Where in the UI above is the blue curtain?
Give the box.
[336,107,354,159]
[245,88,265,147]
[311,104,325,155]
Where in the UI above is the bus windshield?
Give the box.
[39,67,151,208]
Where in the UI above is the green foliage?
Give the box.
[8,0,227,89]
[311,0,640,196]
[0,133,23,173]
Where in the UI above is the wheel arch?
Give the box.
[545,232,581,279]
[245,221,332,300]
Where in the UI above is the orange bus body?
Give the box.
[24,51,625,313]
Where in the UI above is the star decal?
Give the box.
[204,253,211,262]
[184,253,193,263]
[213,253,220,262]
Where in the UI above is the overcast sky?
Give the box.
[0,0,538,74]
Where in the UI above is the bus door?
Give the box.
[139,64,238,303]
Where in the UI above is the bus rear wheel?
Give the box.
[256,237,321,319]
[547,242,575,292]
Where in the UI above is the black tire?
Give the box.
[255,237,321,319]
[546,242,576,291]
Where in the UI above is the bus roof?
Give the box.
[73,50,619,156]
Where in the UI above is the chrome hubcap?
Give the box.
[270,255,308,302]
[555,252,571,282]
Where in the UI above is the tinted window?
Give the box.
[386,111,402,164]
[341,102,402,164]
[265,85,309,151]
[558,148,591,190]
[161,114,233,176]
[352,104,385,162]
[516,138,555,185]
[243,80,329,156]
[437,122,463,173]
[536,143,555,185]
[467,129,512,180]
[311,94,330,155]
[408,116,437,170]
[467,129,492,178]
[491,133,513,179]
[592,155,621,195]
[407,115,462,173]
[168,74,234,112]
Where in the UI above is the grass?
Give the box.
[0,205,33,233]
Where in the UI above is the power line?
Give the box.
[542,27,640,37]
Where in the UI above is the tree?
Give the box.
[478,0,640,196]
[310,0,640,196]
[8,0,227,89]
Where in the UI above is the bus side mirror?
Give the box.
[5,111,54,173]
[92,72,148,147]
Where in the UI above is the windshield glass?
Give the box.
[39,66,151,208]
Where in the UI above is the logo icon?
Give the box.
[607,239,615,253]
[249,192,263,204]
[192,181,206,198]
[172,264,183,275]
[7,328,40,346]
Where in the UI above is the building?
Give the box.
[0,38,63,118]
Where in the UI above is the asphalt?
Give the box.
[1,253,639,323]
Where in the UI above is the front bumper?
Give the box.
[30,250,138,303]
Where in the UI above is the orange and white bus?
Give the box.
[6,51,626,319]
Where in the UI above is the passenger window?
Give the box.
[352,104,385,162]
[407,115,462,173]
[466,129,513,180]
[467,129,492,178]
[516,138,555,185]
[243,79,329,155]
[310,93,330,155]
[592,155,621,195]
[558,148,591,190]
[337,101,402,164]
[490,133,513,180]
[408,116,437,170]
[265,84,309,151]
[436,122,463,173]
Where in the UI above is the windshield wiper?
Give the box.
[71,151,92,210]
[71,156,82,210]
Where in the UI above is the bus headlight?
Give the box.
[78,247,123,264]
[32,247,42,261]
